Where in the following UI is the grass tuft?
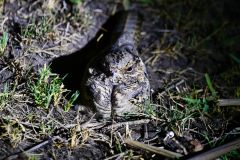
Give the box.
[205,73,217,97]
[0,83,16,111]
[29,64,79,110]
[0,118,24,147]
[220,150,240,160]
[22,17,53,40]
[0,84,11,110]
[0,31,8,56]
[64,91,80,111]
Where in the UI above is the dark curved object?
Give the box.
[50,11,141,101]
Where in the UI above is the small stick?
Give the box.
[81,113,107,129]
[218,99,240,106]
[4,136,59,160]
[158,79,185,96]
[104,152,126,160]
[105,119,150,130]
[187,138,240,160]
[124,139,183,159]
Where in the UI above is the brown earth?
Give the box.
[0,0,240,159]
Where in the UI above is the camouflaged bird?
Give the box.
[81,11,150,119]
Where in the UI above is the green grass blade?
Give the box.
[230,54,240,64]
[205,73,217,97]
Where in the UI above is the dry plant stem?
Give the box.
[187,138,240,160]
[105,119,150,130]
[124,139,183,159]
[158,79,185,96]
[1,17,8,31]
[218,99,240,106]
[104,152,126,160]
[4,136,60,160]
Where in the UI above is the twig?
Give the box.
[124,139,183,159]
[0,66,9,75]
[27,136,59,152]
[218,99,240,106]
[187,138,240,160]
[80,113,107,129]
[4,136,60,160]
[105,119,150,130]
[1,17,8,31]
[154,29,177,33]
[158,79,185,96]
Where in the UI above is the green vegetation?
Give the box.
[115,136,123,153]
[22,17,53,39]
[0,0,239,159]
[122,0,130,10]
[0,32,8,56]
[0,84,11,110]
[29,64,79,110]
[143,101,157,117]
[29,64,65,109]
[28,155,39,160]
[159,96,207,128]
[150,82,221,144]
[230,54,240,64]
[0,82,18,111]
[0,117,24,147]
[69,0,82,5]
[221,150,240,160]
[205,73,217,97]
[64,90,80,111]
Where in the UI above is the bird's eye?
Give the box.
[127,66,133,72]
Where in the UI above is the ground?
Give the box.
[0,0,240,159]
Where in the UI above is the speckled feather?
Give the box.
[81,11,150,119]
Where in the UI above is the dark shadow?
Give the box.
[50,12,123,100]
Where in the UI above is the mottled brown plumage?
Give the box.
[81,11,150,119]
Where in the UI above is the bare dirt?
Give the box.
[0,0,240,159]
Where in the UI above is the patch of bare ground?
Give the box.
[0,0,240,159]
